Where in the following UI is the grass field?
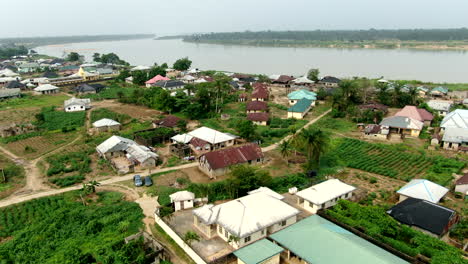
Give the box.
[332,138,465,186]
[0,94,69,110]
[0,156,25,199]
[0,107,39,125]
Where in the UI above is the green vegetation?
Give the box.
[313,114,356,133]
[173,57,192,71]
[45,150,92,187]
[0,44,28,59]
[325,200,466,263]
[90,108,131,123]
[93,52,129,65]
[50,175,85,187]
[0,131,43,144]
[36,106,86,131]
[82,83,138,100]
[331,138,465,185]
[0,158,25,194]
[183,29,468,50]
[0,94,69,110]
[0,191,148,263]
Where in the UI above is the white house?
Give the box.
[33,84,59,95]
[455,174,468,195]
[64,97,91,112]
[192,190,300,249]
[397,179,448,204]
[295,179,356,214]
[427,100,453,116]
[92,118,121,132]
[169,191,195,211]
[176,126,237,151]
[440,109,468,130]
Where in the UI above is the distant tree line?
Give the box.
[184,28,468,42]
[0,44,28,59]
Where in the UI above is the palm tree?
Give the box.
[183,231,200,246]
[279,140,292,165]
[297,128,329,170]
[408,86,418,105]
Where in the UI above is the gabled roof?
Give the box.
[394,106,433,122]
[74,83,97,93]
[440,109,468,129]
[193,191,299,238]
[430,86,448,94]
[248,186,284,200]
[246,101,268,111]
[379,116,423,130]
[171,133,193,144]
[288,98,312,113]
[126,144,158,163]
[247,112,269,122]
[96,135,135,154]
[442,127,468,143]
[269,215,408,264]
[387,198,456,236]
[130,65,150,71]
[296,179,356,205]
[456,173,468,185]
[169,191,195,202]
[153,115,181,128]
[146,75,170,84]
[320,76,341,83]
[427,100,452,112]
[187,126,237,144]
[274,75,294,83]
[5,80,25,89]
[292,76,314,84]
[0,88,20,98]
[287,89,317,100]
[251,87,269,99]
[397,179,448,203]
[201,143,263,170]
[92,118,120,128]
[152,80,185,88]
[234,239,283,264]
[34,84,59,92]
[64,97,91,108]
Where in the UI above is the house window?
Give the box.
[257,158,261,162]
[224,229,229,238]
[280,220,287,226]
[244,236,251,243]
[218,225,222,233]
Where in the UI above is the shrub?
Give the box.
[50,175,85,187]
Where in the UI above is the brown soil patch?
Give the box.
[262,151,305,177]
[269,85,290,105]
[92,100,162,121]
[0,107,40,125]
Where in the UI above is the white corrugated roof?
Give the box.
[292,76,314,84]
[397,179,448,203]
[171,133,193,144]
[442,127,468,143]
[130,65,150,71]
[126,144,158,163]
[34,84,59,91]
[64,97,91,108]
[188,126,237,144]
[441,109,468,129]
[296,179,356,205]
[92,118,120,128]
[97,135,134,154]
[248,187,284,200]
[193,192,300,238]
[427,100,453,112]
[170,191,195,202]
[0,69,19,77]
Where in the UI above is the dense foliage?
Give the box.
[35,107,86,131]
[46,151,92,187]
[325,200,466,264]
[172,57,192,71]
[90,108,131,123]
[332,138,464,185]
[93,52,129,65]
[0,44,28,59]
[0,192,148,263]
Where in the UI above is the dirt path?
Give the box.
[261,109,331,152]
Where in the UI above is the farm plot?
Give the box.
[0,107,39,125]
[333,138,465,186]
[0,156,25,199]
[45,150,92,187]
[90,108,131,124]
[3,132,79,159]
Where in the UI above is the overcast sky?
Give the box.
[2,0,468,38]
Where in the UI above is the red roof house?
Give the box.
[247,113,269,124]
[198,143,264,178]
[145,75,170,86]
[251,87,269,101]
[153,115,182,128]
[273,75,294,84]
[395,106,434,124]
[246,101,268,112]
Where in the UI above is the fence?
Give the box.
[154,213,207,264]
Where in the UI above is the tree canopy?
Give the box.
[173,57,192,71]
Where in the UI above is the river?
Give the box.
[36,38,468,83]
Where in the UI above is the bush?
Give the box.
[37,107,85,131]
[49,175,85,187]
[369,177,378,184]
[90,108,131,123]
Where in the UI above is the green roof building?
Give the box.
[269,215,408,264]
[287,98,312,119]
[287,89,317,102]
[233,239,283,264]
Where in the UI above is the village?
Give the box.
[0,51,467,264]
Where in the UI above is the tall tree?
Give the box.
[307,68,320,82]
[92,53,101,62]
[296,128,329,170]
[237,120,257,140]
[279,140,292,165]
[66,52,80,62]
[173,57,192,71]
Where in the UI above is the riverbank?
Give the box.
[182,39,468,51]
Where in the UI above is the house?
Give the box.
[185,126,237,151]
[18,62,40,73]
[229,80,240,90]
[198,143,264,178]
[363,124,389,139]
[5,80,25,89]
[287,89,317,105]
[92,118,121,132]
[448,90,468,99]
[192,190,300,249]
[416,86,429,96]
[125,76,134,84]
[387,198,459,238]
[394,106,434,126]
[96,68,114,76]
[33,84,59,95]
[58,65,80,75]
[251,87,269,101]
[430,86,449,97]
[233,239,283,264]
[441,127,468,151]
[145,75,170,88]
[152,115,182,129]
[379,116,423,137]
[0,88,20,100]
[152,80,185,90]
[74,83,105,94]
[269,215,408,264]
[295,179,356,214]
[427,100,453,116]
[358,103,388,113]
[397,179,448,203]
[246,101,268,113]
[130,65,151,71]
[169,191,195,211]
[0,68,19,77]
[96,135,158,173]
[455,173,468,195]
[287,98,313,119]
[319,76,341,87]
[272,75,294,86]
[247,113,269,126]
[440,109,468,130]
[238,93,248,102]
[292,76,314,86]
[64,97,91,112]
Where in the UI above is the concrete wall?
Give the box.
[155,213,207,264]
[193,216,214,238]
[267,215,297,234]
[252,121,267,126]
[65,104,86,112]
[443,141,460,151]
[217,224,267,249]
[299,192,353,214]
[174,200,194,211]
[455,184,468,194]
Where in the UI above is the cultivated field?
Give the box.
[0,107,39,125]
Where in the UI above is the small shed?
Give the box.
[169,191,195,211]
[454,173,468,195]
[92,118,121,132]
[233,239,283,264]
[397,179,448,204]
